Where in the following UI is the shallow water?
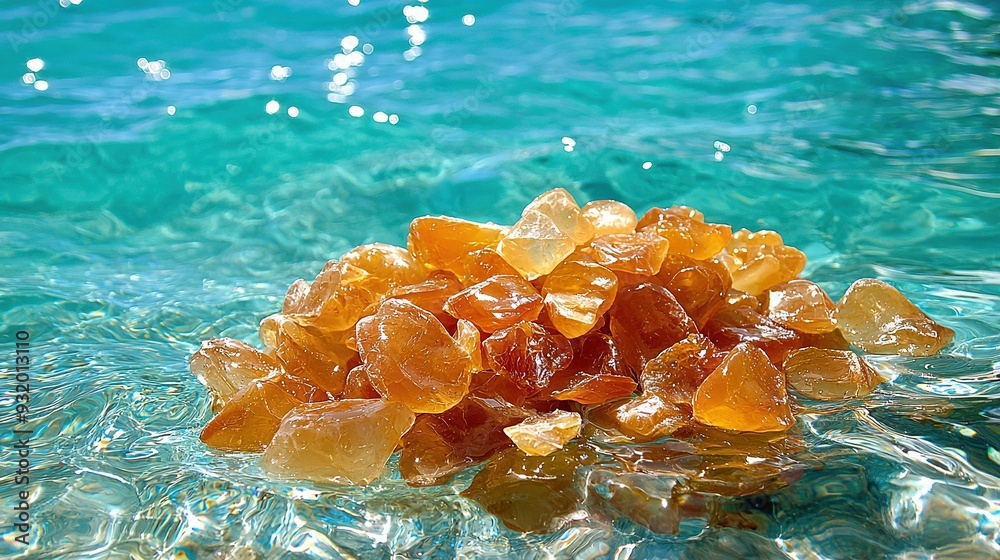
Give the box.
[1,0,999,558]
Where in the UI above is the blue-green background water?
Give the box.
[2,0,999,558]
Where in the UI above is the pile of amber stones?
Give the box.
[190,189,953,533]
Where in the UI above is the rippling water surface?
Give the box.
[1,0,999,558]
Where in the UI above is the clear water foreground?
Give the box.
[1,0,999,558]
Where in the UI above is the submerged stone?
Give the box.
[461,444,599,533]
[783,347,886,400]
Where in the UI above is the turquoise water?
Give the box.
[2,0,1000,557]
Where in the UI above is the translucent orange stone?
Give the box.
[460,444,598,533]
[355,299,473,413]
[522,188,595,245]
[496,210,577,280]
[282,278,311,313]
[766,279,838,334]
[200,378,302,452]
[641,334,722,405]
[722,288,764,313]
[483,321,574,393]
[612,269,657,290]
[399,392,529,486]
[723,229,807,295]
[340,364,380,399]
[260,399,415,485]
[407,216,506,275]
[693,343,794,433]
[461,247,523,285]
[836,278,955,356]
[387,270,464,332]
[703,306,803,364]
[503,410,582,456]
[638,207,732,261]
[340,242,427,300]
[258,313,353,395]
[270,372,334,403]
[284,260,376,333]
[189,338,281,409]
[636,205,705,226]
[444,275,543,333]
[657,256,732,328]
[799,328,852,351]
[589,394,688,441]
[545,334,636,405]
[608,283,698,374]
[454,318,484,372]
[582,199,638,236]
[585,231,670,275]
[541,255,618,339]
[783,347,886,400]
[470,369,529,407]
